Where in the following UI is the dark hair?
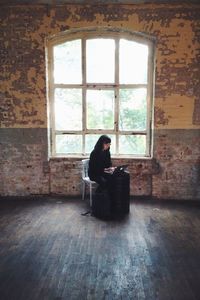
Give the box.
[94,135,111,151]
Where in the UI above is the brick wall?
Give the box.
[0,3,199,199]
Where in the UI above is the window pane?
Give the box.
[55,89,82,130]
[56,135,82,154]
[86,39,115,83]
[119,39,148,84]
[119,88,147,131]
[85,134,116,154]
[86,90,114,129]
[119,135,146,155]
[53,39,82,84]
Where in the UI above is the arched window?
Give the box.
[47,28,155,157]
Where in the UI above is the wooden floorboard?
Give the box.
[0,197,200,300]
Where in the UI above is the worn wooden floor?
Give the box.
[0,197,200,300]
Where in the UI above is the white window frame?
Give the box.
[46,27,155,158]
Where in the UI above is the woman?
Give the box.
[88,135,114,190]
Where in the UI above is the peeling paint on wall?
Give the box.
[1,4,199,129]
[193,98,200,125]
[154,106,170,126]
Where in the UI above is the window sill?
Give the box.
[49,155,153,161]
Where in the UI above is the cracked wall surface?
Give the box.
[0,3,199,198]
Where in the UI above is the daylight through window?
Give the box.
[48,30,154,157]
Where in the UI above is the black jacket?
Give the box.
[88,149,112,180]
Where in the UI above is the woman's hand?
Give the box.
[104,167,116,173]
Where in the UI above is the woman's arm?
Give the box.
[88,150,104,179]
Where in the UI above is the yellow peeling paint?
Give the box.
[1,4,199,129]
[156,95,199,129]
[27,67,37,82]
[10,71,21,82]
[2,70,47,128]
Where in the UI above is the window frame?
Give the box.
[46,28,155,158]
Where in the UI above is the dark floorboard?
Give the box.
[0,197,200,300]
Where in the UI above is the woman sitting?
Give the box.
[88,135,114,191]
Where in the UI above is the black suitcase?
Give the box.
[111,171,130,215]
[92,188,112,220]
